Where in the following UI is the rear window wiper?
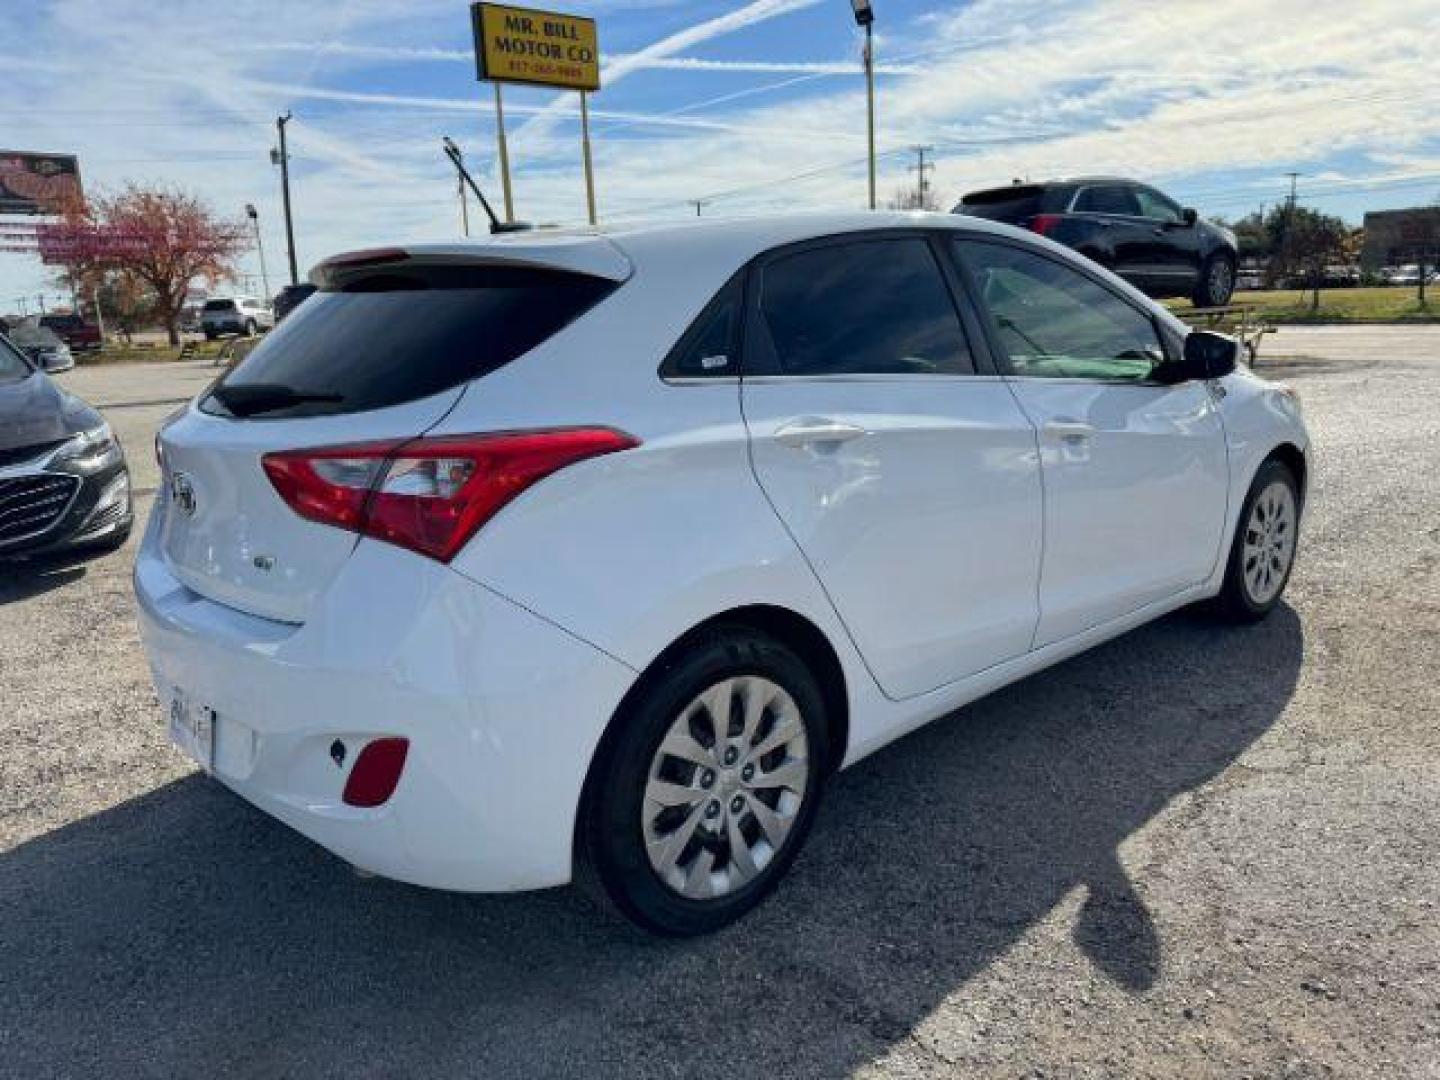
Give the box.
[211,383,343,417]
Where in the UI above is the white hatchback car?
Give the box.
[200,295,274,339]
[136,212,1309,935]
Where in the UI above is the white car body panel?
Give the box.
[135,211,1311,893]
[742,375,1043,699]
[1006,377,1230,646]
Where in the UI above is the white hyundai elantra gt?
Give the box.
[136,212,1308,935]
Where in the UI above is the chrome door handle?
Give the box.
[1042,420,1095,441]
[773,418,868,448]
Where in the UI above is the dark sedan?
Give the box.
[0,331,132,557]
[955,176,1239,307]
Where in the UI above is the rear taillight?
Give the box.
[261,428,638,562]
[1028,214,1063,237]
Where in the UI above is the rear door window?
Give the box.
[1074,186,1141,216]
[204,263,618,419]
[755,237,975,377]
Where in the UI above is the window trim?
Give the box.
[948,233,1177,387]
[739,228,988,381]
[657,267,749,383]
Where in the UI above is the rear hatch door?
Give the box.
[158,238,630,623]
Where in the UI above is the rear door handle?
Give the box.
[1042,420,1095,441]
[773,418,868,448]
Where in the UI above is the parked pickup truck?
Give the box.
[39,312,102,352]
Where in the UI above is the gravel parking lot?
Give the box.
[2,326,1438,1078]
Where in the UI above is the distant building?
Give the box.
[1361,207,1440,270]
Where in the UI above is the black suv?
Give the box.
[954,177,1238,307]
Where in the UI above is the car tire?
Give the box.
[1215,458,1300,622]
[244,319,258,337]
[580,626,831,936]
[203,331,216,341]
[1194,252,1237,307]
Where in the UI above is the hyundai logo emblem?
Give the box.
[171,472,198,517]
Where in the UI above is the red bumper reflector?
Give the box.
[342,737,410,808]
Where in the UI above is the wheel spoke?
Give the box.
[748,711,802,762]
[726,813,759,882]
[658,730,713,769]
[683,846,717,898]
[739,679,770,745]
[754,757,807,794]
[645,778,703,809]
[698,680,736,741]
[647,803,704,878]
[747,794,789,847]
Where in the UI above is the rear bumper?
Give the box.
[133,517,637,892]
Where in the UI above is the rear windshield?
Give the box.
[203,263,618,419]
[956,184,1069,222]
[203,299,237,312]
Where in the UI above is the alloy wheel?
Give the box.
[1242,479,1296,604]
[1210,258,1234,303]
[643,675,810,900]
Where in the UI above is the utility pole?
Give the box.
[910,145,935,208]
[689,200,708,217]
[1277,172,1301,285]
[850,1,876,210]
[272,112,299,286]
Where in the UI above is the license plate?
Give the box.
[168,692,215,773]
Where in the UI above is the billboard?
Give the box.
[1361,207,1440,269]
[471,3,600,91]
[0,152,83,215]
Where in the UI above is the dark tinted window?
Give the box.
[0,335,32,383]
[758,238,973,376]
[955,239,1164,381]
[205,264,617,418]
[1074,186,1140,216]
[662,274,742,378]
[203,299,237,312]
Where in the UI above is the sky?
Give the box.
[2,0,1439,311]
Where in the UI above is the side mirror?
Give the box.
[1165,330,1238,382]
[1182,207,1199,226]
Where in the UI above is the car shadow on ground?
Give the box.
[0,551,96,606]
[0,605,1302,1078]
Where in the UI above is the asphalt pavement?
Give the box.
[1,327,1438,1078]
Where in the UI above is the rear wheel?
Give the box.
[581,628,829,936]
[244,319,258,337]
[1194,252,1236,307]
[1215,458,1300,621]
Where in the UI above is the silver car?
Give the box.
[201,296,274,339]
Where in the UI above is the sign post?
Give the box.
[471,3,601,225]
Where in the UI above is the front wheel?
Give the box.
[581,628,830,936]
[1194,252,1236,307]
[1215,458,1300,621]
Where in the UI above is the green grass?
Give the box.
[77,338,243,366]
[1167,287,1439,323]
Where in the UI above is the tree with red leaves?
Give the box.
[41,184,249,345]
[97,185,250,345]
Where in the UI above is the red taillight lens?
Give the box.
[342,737,409,808]
[1028,213,1063,236]
[262,428,638,562]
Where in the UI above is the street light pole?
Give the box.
[852,1,876,211]
[272,112,299,286]
[245,203,271,303]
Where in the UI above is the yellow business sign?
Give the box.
[471,3,600,92]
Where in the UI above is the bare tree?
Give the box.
[885,183,940,212]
